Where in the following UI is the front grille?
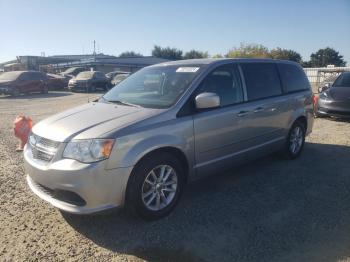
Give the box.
[30,134,60,162]
[32,179,86,206]
[31,147,54,161]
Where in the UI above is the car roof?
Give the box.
[153,58,300,67]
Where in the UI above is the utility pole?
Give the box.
[93,40,96,61]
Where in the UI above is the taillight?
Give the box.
[312,94,318,111]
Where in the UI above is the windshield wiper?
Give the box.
[105,99,141,107]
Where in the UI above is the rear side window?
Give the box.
[241,63,282,101]
[278,63,310,92]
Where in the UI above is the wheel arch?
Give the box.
[124,146,190,208]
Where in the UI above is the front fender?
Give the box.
[106,132,193,170]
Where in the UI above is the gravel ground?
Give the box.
[1,91,350,262]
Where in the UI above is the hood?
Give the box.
[328,86,350,101]
[0,80,13,86]
[32,102,160,142]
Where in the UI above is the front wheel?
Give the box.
[284,120,306,159]
[126,153,185,220]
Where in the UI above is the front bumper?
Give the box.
[68,82,90,91]
[24,144,133,214]
[0,86,11,94]
[317,99,350,118]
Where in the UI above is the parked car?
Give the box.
[47,73,69,90]
[111,73,130,86]
[0,71,48,96]
[317,75,339,93]
[60,67,86,78]
[24,59,313,220]
[105,70,130,80]
[315,71,350,118]
[68,71,110,92]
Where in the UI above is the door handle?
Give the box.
[253,107,264,113]
[237,110,249,117]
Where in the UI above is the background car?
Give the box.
[317,75,339,93]
[0,71,48,96]
[59,67,86,78]
[316,72,350,118]
[111,73,130,86]
[68,71,109,92]
[46,73,69,90]
[105,70,130,81]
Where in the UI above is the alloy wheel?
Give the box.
[289,126,303,155]
[141,165,178,211]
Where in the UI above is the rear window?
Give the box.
[241,63,282,101]
[278,63,310,92]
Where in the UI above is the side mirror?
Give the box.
[195,92,220,109]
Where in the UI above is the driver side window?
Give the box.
[196,64,243,107]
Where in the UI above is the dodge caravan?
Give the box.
[24,59,314,220]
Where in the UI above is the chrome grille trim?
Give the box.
[29,133,60,162]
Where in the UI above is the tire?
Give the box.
[283,120,306,159]
[126,152,185,220]
[87,85,96,93]
[41,85,48,94]
[11,88,20,96]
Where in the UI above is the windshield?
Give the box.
[333,73,350,87]
[102,65,202,108]
[0,71,22,81]
[63,67,80,75]
[76,71,94,80]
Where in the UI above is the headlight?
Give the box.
[63,139,114,163]
[319,92,331,101]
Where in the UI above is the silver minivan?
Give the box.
[24,59,314,220]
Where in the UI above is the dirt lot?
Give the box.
[1,91,350,262]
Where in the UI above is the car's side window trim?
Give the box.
[237,64,248,102]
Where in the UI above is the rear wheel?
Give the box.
[283,120,306,159]
[126,153,185,220]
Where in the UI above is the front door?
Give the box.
[193,64,251,175]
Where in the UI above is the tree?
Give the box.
[269,47,302,63]
[301,60,312,68]
[152,45,183,60]
[119,51,143,57]
[309,47,346,67]
[226,43,269,58]
[183,50,208,59]
[212,54,224,58]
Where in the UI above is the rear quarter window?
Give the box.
[278,63,310,93]
[241,63,282,101]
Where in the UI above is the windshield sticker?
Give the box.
[176,67,200,73]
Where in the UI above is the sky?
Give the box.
[0,0,349,64]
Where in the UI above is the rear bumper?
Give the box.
[24,144,133,214]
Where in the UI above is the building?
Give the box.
[0,54,169,73]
